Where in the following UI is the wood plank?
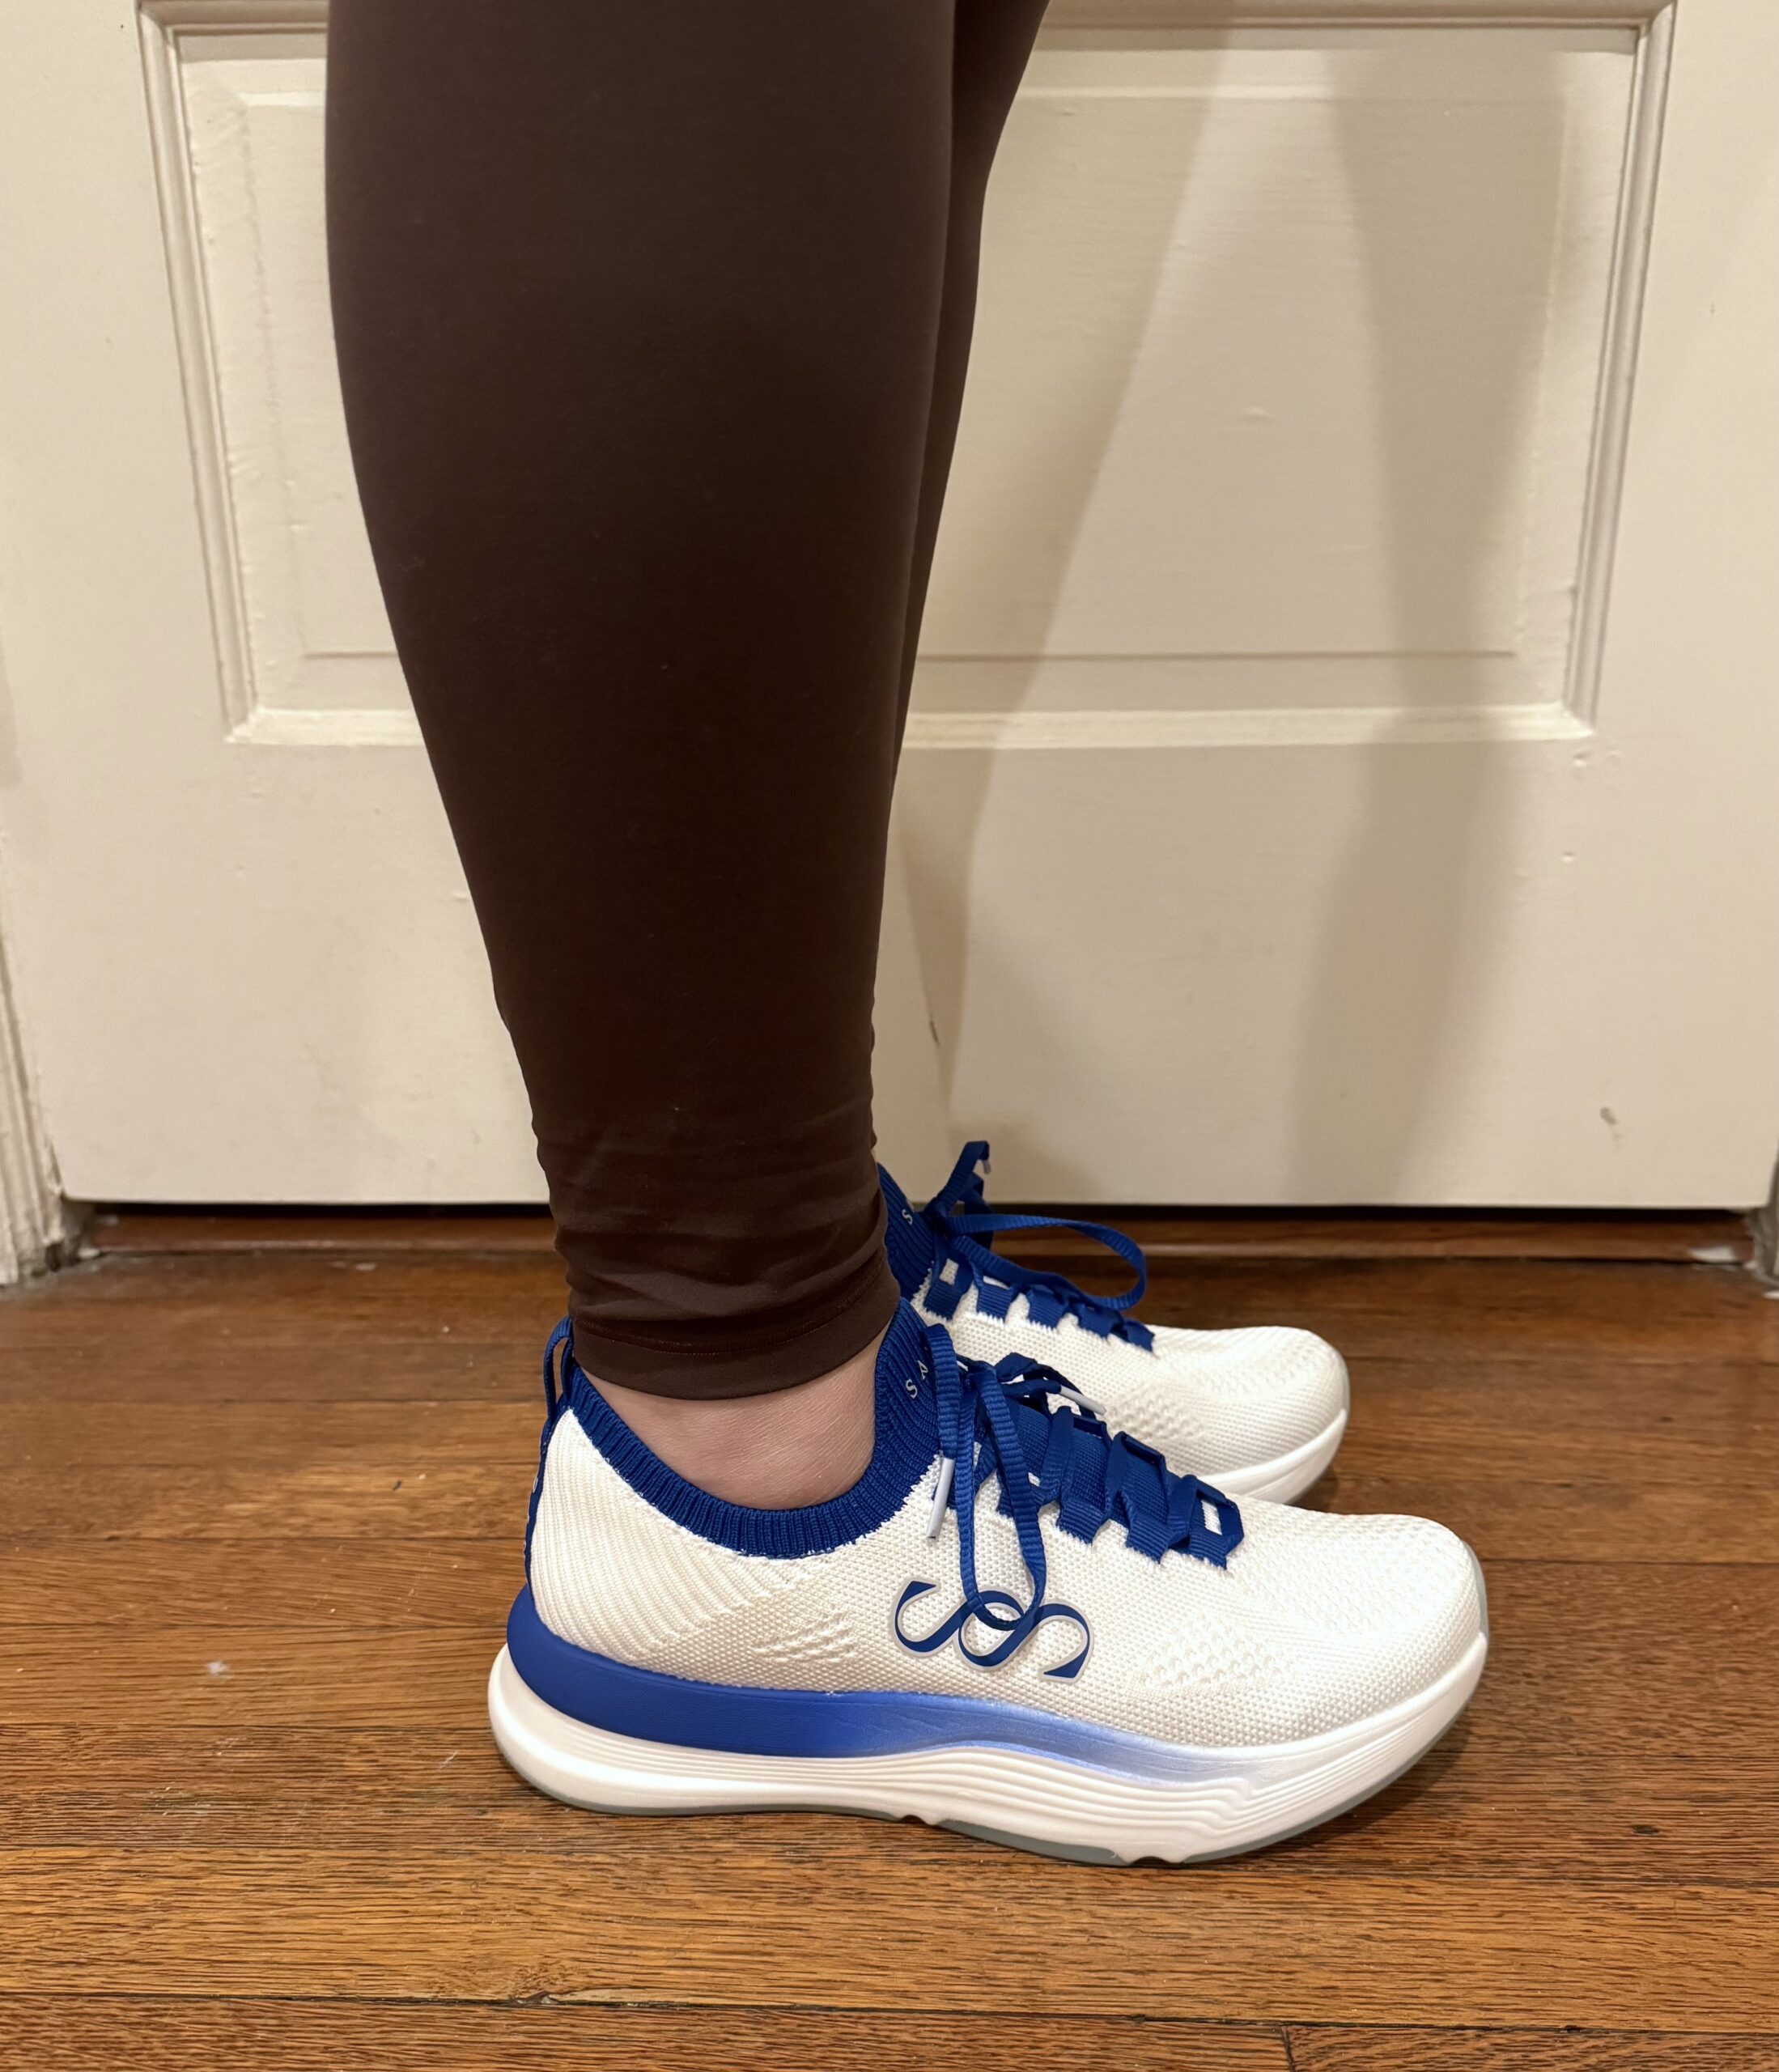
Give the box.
[0,1253,565,1353]
[1139,1256,1779,1368]
[1008,1212,1754,1267]
[7,1251,1777,1372]
[25,1365,1768,1488]
[0,1846,1773,2028]
[0,1541,517,1628]
[20,1323,1779,1431]
[3,1726,1773,1886]
[86,1210,561,1257]
[9,1319,1779,1563]
[0,1463,512,1539]
[0,1541,521,1616]
[1289,2031,1779,2070]
[6,1539,1779,1702]
[6,1566,1773,1755]
[7,1342,1777,1556]
[0,1997,1289,2072]
[84,1205,1752,1265]
[1318,1353,1779,1560]
[1268,1750,1779,1887]
[0,1335,531,1404]
[0,1399,538,1474]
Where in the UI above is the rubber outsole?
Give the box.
[487,1607,1486,1866]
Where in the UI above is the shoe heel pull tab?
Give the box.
[526,1319,575,1583]
[541,1317,574,1420]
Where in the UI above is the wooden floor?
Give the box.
[4,1209,1778,2070]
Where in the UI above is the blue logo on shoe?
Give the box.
[893,1580,1091,1680]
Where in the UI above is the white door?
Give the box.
[2,0,1776,1211]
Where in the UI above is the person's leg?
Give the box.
[587,3,1048,1505]
[327,2,1045,1497]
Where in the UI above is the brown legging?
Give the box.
[325,2,1049,1396]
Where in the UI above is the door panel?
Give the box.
[1,1,1774,1209]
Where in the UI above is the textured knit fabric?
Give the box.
[881,1155,1348,1478]
[914,1286,1347,1476]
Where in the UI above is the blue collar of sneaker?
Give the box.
[881,1141,1154,1348]
[546,1302,941,1558]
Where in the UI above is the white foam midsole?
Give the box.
[488,1626,1485,1864]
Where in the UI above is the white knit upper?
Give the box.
[529,1408,1482,1750]
[915,1279,1348,1480]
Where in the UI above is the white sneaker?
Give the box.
[881,1144,1349,1503]
[490,1306,1487,1865]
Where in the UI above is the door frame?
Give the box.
[0,923,74,1285]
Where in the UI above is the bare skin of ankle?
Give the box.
[589,1327,885,1509]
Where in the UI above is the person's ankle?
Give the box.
[588,1327,884,1509]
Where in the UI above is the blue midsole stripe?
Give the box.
[506,1589,1223,1782]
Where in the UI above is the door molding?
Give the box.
[1754,1163,1779,1284]
[0,930,74,1286]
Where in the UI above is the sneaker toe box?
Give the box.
[1126,1502,1485,1746]
[1144,1323,1349,1470]
[1233,1501,1485,1732]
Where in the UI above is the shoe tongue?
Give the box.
[875,1301,943,1451]
[877,1166,940,1297]
[881,1316,1068,1485]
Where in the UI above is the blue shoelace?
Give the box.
[898,1321,1242,1680]
[909,1141,1155,1349]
